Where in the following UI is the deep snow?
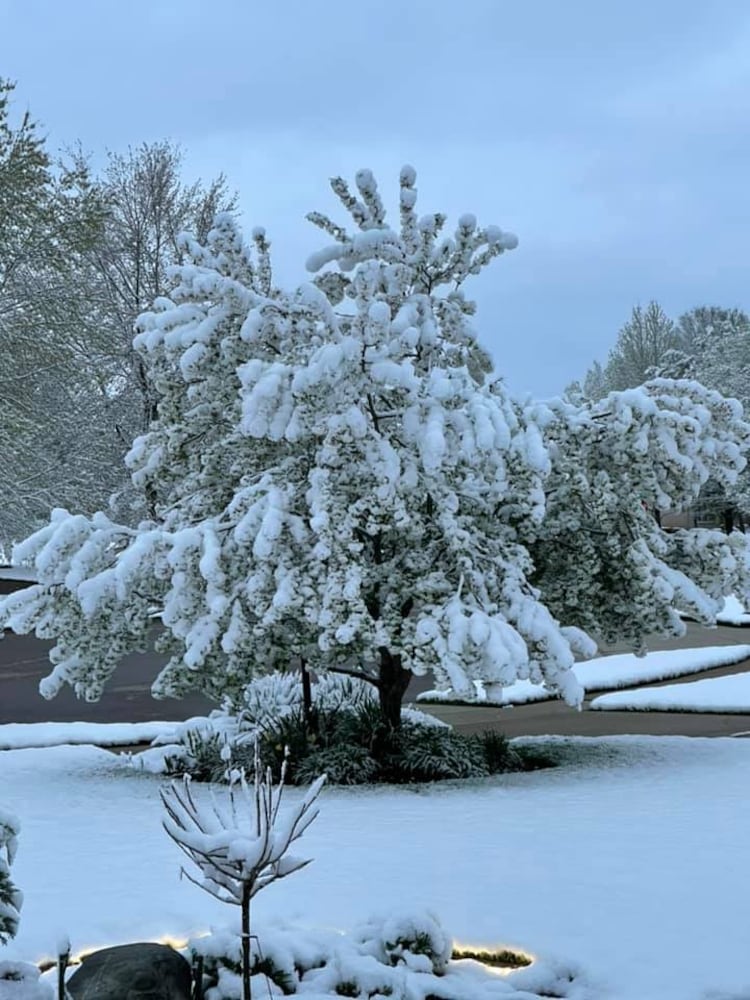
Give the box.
[1,738,750,999]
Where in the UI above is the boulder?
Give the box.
[67,943,191,1000]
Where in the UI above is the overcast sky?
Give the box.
[2,0,749,397]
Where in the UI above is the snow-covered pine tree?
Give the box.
[2,168,750,726]
[666,307,750,530]
[524,380,750,647]
[0,809,21,943]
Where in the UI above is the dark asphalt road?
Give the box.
[0,629,214,723]
[2,571,750,737]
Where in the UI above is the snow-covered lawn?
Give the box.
[0,721,178,750]
[2,738,750,999]
[591,671,750,713]
[418,644,750,705]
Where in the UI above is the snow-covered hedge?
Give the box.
[187,915,581,1000]
[137,671,526,785]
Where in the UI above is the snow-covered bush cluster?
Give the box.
[2,167,750,729]
[149,672,522,786]
[0,810,21,945]
[187,915,581,1000]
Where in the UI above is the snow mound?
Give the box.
[0,722,178,751]
[591,671,750,713]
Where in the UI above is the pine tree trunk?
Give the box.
[300,658,312,730]
[724,507,735,534]
[377,648,412,730]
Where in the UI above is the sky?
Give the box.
[2,0,749,398]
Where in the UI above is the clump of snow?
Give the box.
[716,594,750,625]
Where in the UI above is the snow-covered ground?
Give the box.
[418,644,750,705]
[0,721,179,751]
[591,672,750,713]
[2,737,750,999]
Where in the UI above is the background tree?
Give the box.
[659,306,750,530]
[579,301,680,399]
[0,79,104,549]
[525,381,750,646]
[0,117,236,548]
[2,170,750,727]
[83,142,237,479]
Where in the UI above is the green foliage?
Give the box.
[384,930,437,969]
[451,947,532,968]
[194,946,296,997]
[165,695,551,787]
[380,724,488,782]
[164,728,228,783]
[254,703,386,784]
[478,729,523,773]
[295,745,381,786]
[335,981,392,998]
[334,982,359,997]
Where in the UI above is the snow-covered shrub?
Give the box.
[190,931,296,999]
[478,730,523,773]
[311,674,379,713]
[356,911,452,976]
[162,698,505,786]
[0,962,52,1000]
[159,670,458,785]
[236,671,395,729]
[161,747,325,1000]
[295,744,381,786]
[164,728,229,784]
[185,916,569,999]
[160,682,535,786]
[236,671,301,727]
[0,810,21,945]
